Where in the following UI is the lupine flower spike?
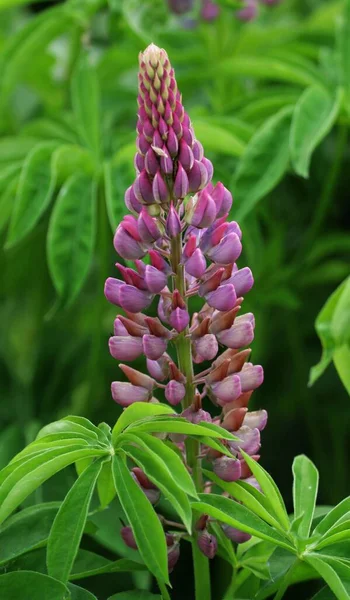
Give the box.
[105,43,267,565]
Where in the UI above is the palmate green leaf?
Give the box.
[314,498,350,538]
[0,502,59,566]
[122,441,193,532]
[37,418,102,443]
[239,450,290,531]
[97,461,117,509]
[192,495,294,551]
[309,276,350,393]
[71,54,100,158]
[290,86,342,178]
[292,455,319,538]
[70,549,146,580]
[305,555,350,600]
[317,541,350,563]
[112,453,169,584]
[191,119,246,157]
[203,469,282,531]
[127,416,237,440]
[68,583,97,600]
[6,141,58,248]
[0,447,107,525]
[121,431,197,497]
[232,106,293,222]
[255,547,317,600]
[111,403,175,442]
[47,459,103,583]
[0,571,70,600]
[47,173,97,307]
[62,416,110,445]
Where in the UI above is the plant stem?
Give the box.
[157,578,171,600]
[170,233,211,600]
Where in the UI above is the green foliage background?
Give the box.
[0,0,349,597]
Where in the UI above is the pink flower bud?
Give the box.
[201,0,220,21]
[236,0,258,21]
[213,456,241,481]
[173,163,189,199]
[182,406,212,423]
[138,209,162,243]
[165,380,186,405]
[222,525,251,544]
[169,307,190,332]
[211,374,242,406]
[167,542,180,572]
[188,160,208,193]
[149,249,172,274]
[144,265,167,293]
[206,284,237,311]
[192,140,204,160]
[211,182,233,217]
[230,426,261,456]
[125,185,142,214]
[153,171,169,204]
[238,364,264,392]
[166,203,182,237]
[216,316,255,349]
[160,146,173,174]
[143,334,168,360]
[193,333,218,362]
[119,285,153,313]
[178,138,194,171]
[109,336,143,361]
[146,354,171,381]
[226,267,254,296]
[207,233,242,264]
[167,127,179,156]
[144,147,159,176]
[114,224,145,260]
[111,382,150,406]
[243,409,268,431]
[104,277,123,306]
[201,157,213,182]
[186,188,217,228]
[185,248,207,278]
[121,526,138,549]
[134,170,155,204]
[197,529,218,558]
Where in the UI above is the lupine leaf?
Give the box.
[112,454,169,583]
[292,455,319,538]
[70,550,146,580]
[97,460,116,508]
[0,502,59,566]
[120,431,197,497]
[68,583,97,600]
[191,119,246,156]
[219,56,324,87]
[0,571,70,600]
[336,0,350,113]
[203,469,282,530]
[111,402,174,442]
[240,450,290,530]
[37,419,100,442]
[304,555,350,600]
[0,448,107,525]
[108,593,161,600]
[71,54,100,158]
[122,441,193,532]
[233,106,293,221]
[47,459,103,583]
[0,137,39,163]
[62,416,110,445]
[0,178,18,234]
[6,141,58,248]
[192,495,294,551]
[104,161,129,231]
[127,416,237,439]
[290,86,342,178]
[47,173,97,307]
[310,587,336,600]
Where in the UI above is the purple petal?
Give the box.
[109,336,143,361]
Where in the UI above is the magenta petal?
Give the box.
[119,284,153,312]
[114,226,145,260]
[173,163,189,199]
[104,277,123,306]
[169,307,190,332]
[230,426,261,456]
[213,456,241,482]
[144,265,167,293]
[207,233,242,264]
[226,267,254,296]
[238,365,264,392]
[134,170,155,204]
[109,336,143,361]
[152,171,169,203]
[166,203,182,237]
[185,248,206,278]
[217,321,254,348]
[206,284,237,311]
[194,334,218,361]
[243,409,268,431]
[188,160,208,193]
[212,374,242,405]
[165,380,186,405]
[111,382,149,406]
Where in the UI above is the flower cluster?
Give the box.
[167,0,281,22]
[105,43,266,565]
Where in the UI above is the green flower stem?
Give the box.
[171,233,211,600]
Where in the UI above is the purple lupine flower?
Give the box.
[201,0,220,21]
[167,0,193,14]
[105,44,266,498]
[197,529,218,558]
[236,0,258,21]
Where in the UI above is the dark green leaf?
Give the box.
[0,502,59,566]
[310,587,336,600]
[71,55,100,158]
[305,555,350,600]
[47,174,97,306]
[192,494,294,551]
[68,583,97,600]
[47,459,103,583]
[191,119,246,156]
[336,0,350,113]
[0,571,70,600]
[6,142,58,247]
[70,550,146,580]
[112,454,169,583]
[292,455,319,538]
[232,107,293,221]
[108,593,161,600]
[290,87,342,178]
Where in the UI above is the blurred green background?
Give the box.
[0,1,349,596]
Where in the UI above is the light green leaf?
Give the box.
[233,107,293,221]
[0,448,107,525]
[70,550,146,580]
[315,528,350,550]
[112,403,175,442]
[313,497,350,537]
[191,119,246,157]
[220,56,323,87]
[192,495,294,551]
[0,502,59,566]
[203,469,282,531]
[290,87,342,178]
[305,555,350,600]
[6,142,58,247]
[121,432,197,498]
[97,461,116,509]
[309,277,350,393]
[122,440,193,532]
[127,416,237,440]
[0,571,70,600]
[336,0,350,113]
[292,455,319,538]
[37,419,100,442]
[62,416,110,445]
[0,178,18,234]
[333,344,350,394]
[71,55,100,158]
[104,161,129,232]
[240,451,290,531]
[52,145,96,187]
[112,454,169,584]
[0,137,39,163]
[68,583,97,600]
[47,459,103,583]
[47,174,97,306]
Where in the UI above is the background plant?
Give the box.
[0,0,349,598]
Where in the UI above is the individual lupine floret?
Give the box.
[197,528,218,558]
[236,0,258,21]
